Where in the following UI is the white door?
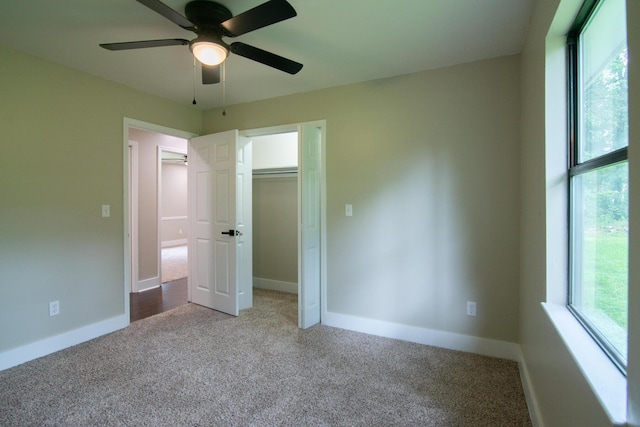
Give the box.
[188,130,252,316]
[298,124,321,328]
[237,137,253,310]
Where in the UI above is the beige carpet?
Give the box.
[162,245,187,283]
[0,289,532,426]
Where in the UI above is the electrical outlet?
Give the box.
[49,301,60,317]
[467,301,476,317]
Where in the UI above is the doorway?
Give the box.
[251,131,299,296]
[124,119,196,322]
[127,127,189,293]
[123,119,326,326]
[158,146,188,284]
[242,122,325,328]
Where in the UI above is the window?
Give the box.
[567,0,628,373]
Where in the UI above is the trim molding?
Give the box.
[161,216,188,221]
[323,311,520,361]
[162,239,187,248]
[517,347,544,427]
[136,276,160,292]
[253,277,298,294]
[0,314,128,371]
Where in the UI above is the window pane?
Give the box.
[571,161,628,361]
[578,0,628,162]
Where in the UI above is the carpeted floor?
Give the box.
[162,245,187,283]
[0,289,532,426]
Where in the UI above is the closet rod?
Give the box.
[252,168,298,176]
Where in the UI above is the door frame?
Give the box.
[122,118,197,321]
[128,140,139,292]
[241,120,327,326]
[123,118,327,327]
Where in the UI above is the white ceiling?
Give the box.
[0,0,533,110]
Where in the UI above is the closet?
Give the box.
[252,132,299,294]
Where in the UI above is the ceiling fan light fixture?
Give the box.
[191,41,228,65]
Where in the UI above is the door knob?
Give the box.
[221,229,242,236]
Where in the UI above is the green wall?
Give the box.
[253,177,298,284]
[0,45,201,351]
[203,55,522,343]
[0,47,524,351]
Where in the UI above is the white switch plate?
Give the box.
[345,204,353,217]
[102,205,110,217]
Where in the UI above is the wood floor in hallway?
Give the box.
[129,277,188,322]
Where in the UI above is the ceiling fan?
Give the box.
[100,0,303,85]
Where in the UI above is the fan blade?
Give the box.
[100,39,189,50]
[202,64,221,84]
[136,0,194,30]
[231,42,302,74]
[222,0,296,37]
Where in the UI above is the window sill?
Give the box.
[542,303,627,425]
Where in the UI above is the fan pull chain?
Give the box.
[192,57,197,105]
[222,61,227,116]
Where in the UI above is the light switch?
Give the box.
[102,205,110,218]
[345,204,353,217]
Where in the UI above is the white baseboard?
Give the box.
[135,276,160,292]
[323,312,537,424]
[162,239,187,248]
[253,277,298,294]
[516,347,544,427]
[322,311,520,361]
[0,314,129,371]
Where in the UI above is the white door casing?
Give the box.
[128,141,139,293]
[188,130,243,316]
[298,124,322,328]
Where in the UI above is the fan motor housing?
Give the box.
[185,1,233,27]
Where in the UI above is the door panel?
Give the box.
[195,238,210,291]
[214,240,230,295]
[190,143,213,300]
